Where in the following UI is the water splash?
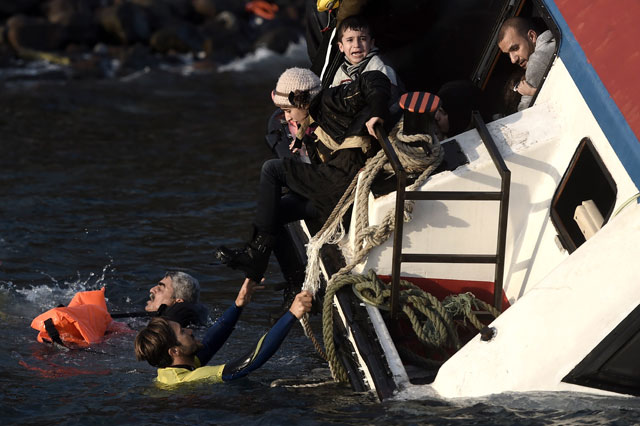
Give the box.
[12,262,115,311]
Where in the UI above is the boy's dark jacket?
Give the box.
[282,71,392,223]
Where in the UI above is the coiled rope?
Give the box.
[297,118,449,381]
[302,118,444,297]
[321,270,501,382]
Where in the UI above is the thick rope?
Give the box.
[270,378,336,388]
[320,272,359,382]
[300,314,327,361]
[351,274,456,348]
[352,271,466,349]
[442,292,501,331]
[323,270,500,380]
[303,119,444,296]
[299,119,446,381]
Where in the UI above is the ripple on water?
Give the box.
[2,66,640,426]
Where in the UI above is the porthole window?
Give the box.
[550,138,617,253]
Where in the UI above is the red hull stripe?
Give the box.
[556,0,640,146]
[378,275,511,311]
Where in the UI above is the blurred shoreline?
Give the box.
[0,0,308,79]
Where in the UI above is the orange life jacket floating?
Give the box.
[31,288,113,346]
[245,1,279,20]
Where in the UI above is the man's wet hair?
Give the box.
[164,271,200,303]
[498,16,535,42]
[134,317,178,368]
[336,15,373,42]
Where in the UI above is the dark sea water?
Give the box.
[1,48,640,425]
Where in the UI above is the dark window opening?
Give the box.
[474,0,560,119]
[314,0,509,97]
[551,138,617,253]
[358,0,506,94]
[564,304,640,396]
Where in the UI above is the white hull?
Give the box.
[431,200,640,397]
[353,58,638,303]
[344,57,640,398]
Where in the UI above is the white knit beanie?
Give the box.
[272,67,321,109]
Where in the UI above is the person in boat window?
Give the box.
[497,16,556,111]
[330,14,398,88]
[144,271,210,328]
[434,80,484,139]
[134,279,313,385]
[214,67,391,282]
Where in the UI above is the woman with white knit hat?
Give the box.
[215,67,392,282]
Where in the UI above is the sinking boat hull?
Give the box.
[268,0,640,400]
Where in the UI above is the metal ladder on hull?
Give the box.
[374,111,511,318]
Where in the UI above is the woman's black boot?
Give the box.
[214,231,276,282]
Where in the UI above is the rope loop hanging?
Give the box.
[320,270,500,382]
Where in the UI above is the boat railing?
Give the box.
[373,111,511,318]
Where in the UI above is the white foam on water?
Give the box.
[218,37,309,73]
[11,263,113,311]
[0,59,69,79]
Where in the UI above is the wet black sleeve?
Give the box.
[195,304,242,366]
[221,312,297,381]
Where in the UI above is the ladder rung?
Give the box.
[401,253,497,264]
[405,191,502,201]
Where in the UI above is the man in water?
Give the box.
[144,271,210,327]
[135,279,313,384]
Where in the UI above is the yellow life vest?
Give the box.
[156,357,225,385]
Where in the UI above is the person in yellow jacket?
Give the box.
[134,278,312,385]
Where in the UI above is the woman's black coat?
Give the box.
[282,70,391,222]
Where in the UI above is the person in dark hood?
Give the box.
[435,80,484,138]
